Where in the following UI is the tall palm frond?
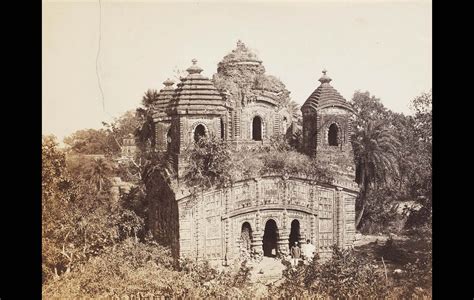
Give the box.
[352,120,400,227]
[84,158,114,193]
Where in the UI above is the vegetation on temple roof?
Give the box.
[182,136,335,190]
[218,40,263,67]
[43,88,432,298]
[213,40,300,121]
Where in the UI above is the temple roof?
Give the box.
[218,40,263,68]
[302,70,354,113]
[169,59,226,115]
[152,78,175,118]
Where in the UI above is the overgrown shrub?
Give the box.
[270,246,389,299]
[398,251,432,298]
[377,236,408,264]
[43,239,254,299]
[183,136,233,189]
[358,187,403,234]
[183,136,334,189]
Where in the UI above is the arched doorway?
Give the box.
[241,222,253,252]
[328,123,339,146]
[220,118,225,139]
[289,219,301,248]
[166,128,172,151]
[263,219,278,257]
[194,124,206,142]
[252,116,262,141]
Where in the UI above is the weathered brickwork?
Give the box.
[176,175,358,262]
[147,41,359,264]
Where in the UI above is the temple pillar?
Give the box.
[277,229,290,257]
[299,225,307,244]
[252,210,263,258]
[336,187,345,248]
[251,232,263,258]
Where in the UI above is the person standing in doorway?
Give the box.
[302,239,316,263]
[290,241,301,267]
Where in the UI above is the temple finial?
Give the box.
[318,69,332,84]
[186,59,203,75]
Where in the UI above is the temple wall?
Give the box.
[155,120,171,152]
[176,175,358,263]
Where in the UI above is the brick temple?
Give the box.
[147,41,358,263]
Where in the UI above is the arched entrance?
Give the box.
[220,118,225,139]
[289,219,301,248]
[194,124,206,142]
[263,219,278,257]
[240,222,253,252]
[328,123,339,146]
[166,128,172,151]
[252,116,262,141]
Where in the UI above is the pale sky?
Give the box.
[42,0,431,142]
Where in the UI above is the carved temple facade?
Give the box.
[177,175,357,262]
[147,41,359,263]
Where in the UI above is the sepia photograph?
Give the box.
[42,0,432,298]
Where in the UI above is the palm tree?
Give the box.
[352,120,400,228]
[142,89,160,109]
[84,158,114,193]
[286,100,301,121]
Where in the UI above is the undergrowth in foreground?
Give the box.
[42,238,254,299]
[270,241,432,299]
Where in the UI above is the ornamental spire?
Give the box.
[186,58,203,75]
[163,78,175,87]
[318,69,332,84]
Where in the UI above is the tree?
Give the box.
[42,135,70,204]
[43,135,147,283]
[351,91,391,129]
[42,135,77,280]
[410,89,432,145]
[102,110,142,155]
[63,129,113,155]
[136,89,159,151]
[351,92,401,229]
[406,90,432,227]
[83,158,114,193]
[141,89,160,110]
[183,136,233,189]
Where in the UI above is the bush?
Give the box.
[270,246,389,299]
[377,237,408,264]
[42,239,176,298]
[43,239,254,299]
[183,136,233,189]
[183,136,334,189]
[357,187,403,234]
[398,251,432,298]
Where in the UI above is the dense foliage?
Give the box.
[43,238,255,298]
[350,90,432,231]
[43,85,431,297]
[64,110,141,156]
[63,128,115,155]
[271,242,432,299]
[42,136,144,283]
[43,135,256,298]
[183,136,334,190]
[271,247,389,299]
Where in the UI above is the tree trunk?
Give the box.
[355,201,366,229]
[355,170,369,229]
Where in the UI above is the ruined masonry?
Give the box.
[148,41,358,263]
